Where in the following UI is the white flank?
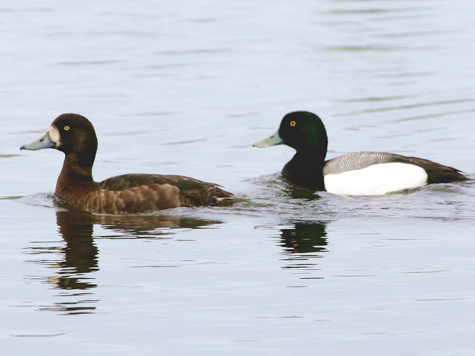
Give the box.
[48,125,61,146]
[324,162,428,196]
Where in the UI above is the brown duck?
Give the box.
[21,113,235,214]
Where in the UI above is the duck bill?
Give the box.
[253,131,284,148]
[20,132,56,150]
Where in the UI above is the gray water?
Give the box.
[1,1,475,355]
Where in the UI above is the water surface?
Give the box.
[1,1,474,355]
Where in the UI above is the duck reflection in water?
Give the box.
[54,211,99,290]
[26,209,222,314]
[279,222,328,275]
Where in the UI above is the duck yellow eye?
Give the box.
[64,126,70,131]
[290,121,296,127]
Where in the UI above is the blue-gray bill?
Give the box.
[20,132,56,150]
[253,131,284,148]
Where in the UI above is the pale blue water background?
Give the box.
[1,1,475,355]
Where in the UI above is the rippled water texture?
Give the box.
[1,1,474,355]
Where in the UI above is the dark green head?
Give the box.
[254,111,328,156]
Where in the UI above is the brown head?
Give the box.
[21,113,98,169]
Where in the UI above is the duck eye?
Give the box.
[64,126,70,131]
[290,121,296,127]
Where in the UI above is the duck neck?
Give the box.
[56,153,95,197]
[283,150,326,190]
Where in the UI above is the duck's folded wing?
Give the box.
[323,152,405,175]
[400,156,467,183]
[99,174,217,191]
[323,151,467,183]
[99,174,234,208]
